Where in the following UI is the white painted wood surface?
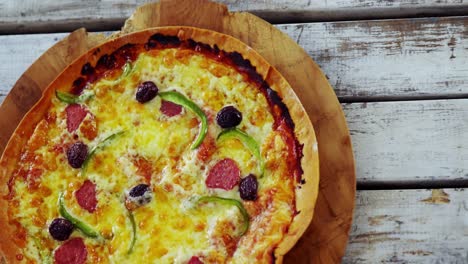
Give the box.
[1,0,468,33]
[345,189,468,263]
[344,99,468,186]
[0,33,68,102]
[1,17,468,100]
[281,17,468,100]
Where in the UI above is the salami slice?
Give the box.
[54,237,87,264]
[188,256,203,264]
[205,158,240,190]
[75,180,97,213]
[160,100,182,117]
[66,104,87,133]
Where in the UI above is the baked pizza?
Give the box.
[0,27,319,264]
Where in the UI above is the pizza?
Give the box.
[0,27,319,264]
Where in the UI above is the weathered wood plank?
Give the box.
[0,33,68,102]
[344,99,468,186]
[1,16,468,99]
[345,188,468,263]
[1,0,468,33]
[280,17,468,100]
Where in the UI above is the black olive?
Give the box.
[129,184,150,197]
[239,174,258,201]
[67,142,88,169]
[49,218,74,241]
[136,81,158,103]
[216,106,242,128]
[127,184,152,206]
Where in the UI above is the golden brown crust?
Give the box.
[0,85,55,263]
[0,27,319,263]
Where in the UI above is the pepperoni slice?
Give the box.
[205,158,240,190]
[75,180,97,213]
[66,104,88,133]
[160,100,182,117]
[188,256,203,264]
[54,237,87,264]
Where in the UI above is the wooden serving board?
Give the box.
[0,0,356,263]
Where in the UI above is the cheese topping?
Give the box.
[7,47,297,263]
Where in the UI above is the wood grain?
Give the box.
[0,1,355,263]
[346,188,468,263]
[1,0,468,33]
[0,33,68,102]
[2,16,468,101]
[281,17,468,101]
[345,99,468,186]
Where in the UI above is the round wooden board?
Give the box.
[0,0,356,263]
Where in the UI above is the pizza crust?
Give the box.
[0,27,319,263]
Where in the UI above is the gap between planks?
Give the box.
[1,0,468,34]
[358,179,468,190]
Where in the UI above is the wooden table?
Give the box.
[1,1,468,263]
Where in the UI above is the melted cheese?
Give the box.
[8,48,297,263]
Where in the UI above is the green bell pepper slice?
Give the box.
[58,193,100,238]
[217,128,264,177]
[159,91,208,150]
[82,131,125,175]
[55,90,94,104]
[127,210,137,255]
[198,196,249,236]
